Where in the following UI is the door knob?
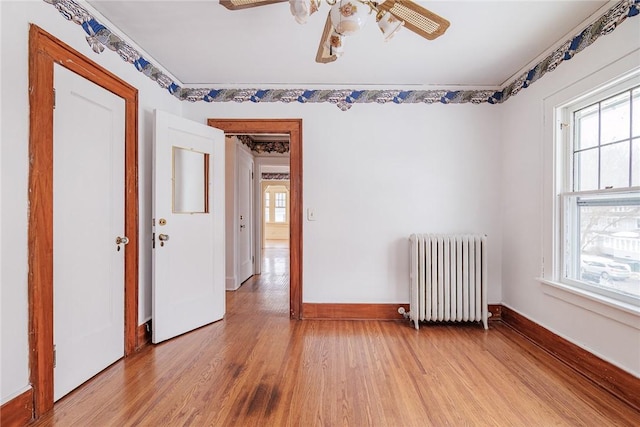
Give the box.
[158,234,169,247]
[116,236,129,245]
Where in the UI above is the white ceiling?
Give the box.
[86,0,610,88]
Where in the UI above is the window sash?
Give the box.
[570,86,638,192]
[558,77,640,307]
[560,191,640,306]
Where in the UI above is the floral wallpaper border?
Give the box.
[237,135,290,154]
[262,173,290,181]
[44,0,639,110]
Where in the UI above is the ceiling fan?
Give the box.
[219,0,450,63]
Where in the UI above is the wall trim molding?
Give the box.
[501,305,640,412]
[302,303,410,320]
[303,303,504,321]
[226,276,239,291]
[42,0,640,110]
[0,388,34,427]
[136,321,152,350]
[488,304,502,320]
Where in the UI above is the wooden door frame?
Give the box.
[28,25,139,416]
[208,119,302,319]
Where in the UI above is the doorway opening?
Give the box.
[208,119,302,319]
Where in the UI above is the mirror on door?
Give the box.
[173,146,209,213]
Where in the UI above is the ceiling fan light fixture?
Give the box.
[220,0,288,11]
[289,0,321,25]
[376,11,403,41]
[377,0,450,40]
[329,1,371,36]
[325,28,346,56]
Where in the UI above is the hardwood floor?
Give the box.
[32,249,639,426]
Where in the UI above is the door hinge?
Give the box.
[251,171,254,179]
[53,344,57,368]
[53,88,56,109]
[252,255,254,264]
[152,232,155,249]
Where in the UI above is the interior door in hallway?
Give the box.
[53,63,126,401]
[152,110,225,343]
[238,149,254,284]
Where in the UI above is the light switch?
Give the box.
[307,208,316,221]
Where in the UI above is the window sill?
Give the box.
[539,278,640,330]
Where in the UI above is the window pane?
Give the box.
[264,192,270,221]
[601,92,630,144]
[633,138,640,187]
[632,89,639,138]
[575,104,599,150]
[600,142,629,189]
[275,207,286,223]
[574,148,598,191]
[573,201,640,300]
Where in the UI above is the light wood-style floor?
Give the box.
[33,249,639,426]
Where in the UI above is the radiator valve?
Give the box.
[398,307,409,319]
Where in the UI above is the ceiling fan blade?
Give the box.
[378,0,450,40]
[316,12,339,64]
[220,0,288,11]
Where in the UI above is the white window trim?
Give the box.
[540,51,640,326]
[540,279,640,329]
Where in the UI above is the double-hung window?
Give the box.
[263,186,289,224]
[558,77,640,306]
[274,192,287,223]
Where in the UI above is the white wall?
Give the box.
[186,101,504,304]
[0,0,182,403]
[499,21,640,376]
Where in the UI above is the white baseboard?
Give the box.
[226,276,239,291]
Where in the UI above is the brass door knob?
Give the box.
[116,236,129,245]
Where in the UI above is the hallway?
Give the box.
[32,249,639,426]
[229,247,290,319]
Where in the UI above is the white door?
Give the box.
[237,149,254,283]
[53,64,125,401]
[152,110,225,344]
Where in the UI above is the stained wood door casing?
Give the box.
[208,119,302,319]
[28,25,139,417]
